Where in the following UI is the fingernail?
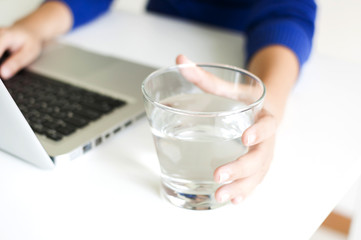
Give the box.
[1,66,11,79]
[246,134,256,146]
[220,192,230,203]
[218,172,230,183]
[232,196,243,204]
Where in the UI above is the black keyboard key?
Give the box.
[45,130,63,141]
[42,120,59,130]
[110,99,126,108]
[50,111,67,119]
[56,125,76,136]
[80,101,113,113]
[31,123,46,135]
[0,50,10,65]
[75,108,101,120]
[64,115,89,128]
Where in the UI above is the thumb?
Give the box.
[242,109,278,147]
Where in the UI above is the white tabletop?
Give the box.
[1,10,361,240]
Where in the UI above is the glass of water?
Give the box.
[141,63,265,210]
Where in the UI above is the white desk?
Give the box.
[1,10,361,240]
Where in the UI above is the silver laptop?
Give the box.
[0,42,155,169]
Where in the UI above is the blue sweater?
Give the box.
[46,0,317,66]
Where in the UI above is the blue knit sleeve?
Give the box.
[45,0,113,29]
[245,0,317,66]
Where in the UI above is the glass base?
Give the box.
[161,182,227,210]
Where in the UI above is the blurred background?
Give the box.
[1,0,360,65]
[1,0,360,239]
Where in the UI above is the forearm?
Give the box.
[248,45,299,125]
[13,1,73,42]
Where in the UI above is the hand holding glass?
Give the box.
[142,63,265,210]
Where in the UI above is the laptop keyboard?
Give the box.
[3,70,126,141]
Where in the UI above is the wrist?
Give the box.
[13,1,72,43]
[11,21,45,46]
[248,45,299,125]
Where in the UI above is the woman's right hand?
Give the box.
[0,25,43,80]
[0,1,73,80]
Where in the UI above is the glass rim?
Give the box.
[141,63,266,117]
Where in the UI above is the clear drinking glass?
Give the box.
[141,63,265,210]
